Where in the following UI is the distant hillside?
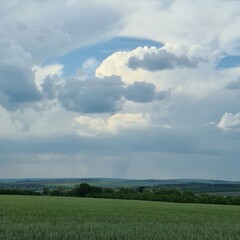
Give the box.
[1,178,240,196]
[0,177,239,187]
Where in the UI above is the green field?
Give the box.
[0,196,240,240]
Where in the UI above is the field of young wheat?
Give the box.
[0,195,240,240]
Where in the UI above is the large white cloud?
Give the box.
[96,45,227,99]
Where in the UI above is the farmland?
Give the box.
[0,195,240,240]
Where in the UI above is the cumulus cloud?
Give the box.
[57,76,166,113]
[96,45,210,78]
[157,90,171,100]
[128,48,201,71]
[96,45,222,99]
[218,112,240,130]
[33,64,63,88]
[0,40,42,110]
[41,75,58,100]
[74,113,150,136]
[225,77,240,90]
[58,76,124,113]
[124,81,160,103]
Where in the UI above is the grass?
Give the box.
[0,195,240,240]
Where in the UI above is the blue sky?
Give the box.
[46,37,162,76]
[0,0,240,180]
[217,55,240,69]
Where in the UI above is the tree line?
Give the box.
[1,183,240,206]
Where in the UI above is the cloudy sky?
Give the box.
[1,0,240,180]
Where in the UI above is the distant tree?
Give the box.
[198,194,213,204]
[74,183,93,197]
[104,188,114,194]
[50,186,66,196]
[43,186,50,195]
[181,191,196,203]
[136,186,145,193]
[91,186,103,194]
[117,187,135,194]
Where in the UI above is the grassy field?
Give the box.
[0,196,240,240]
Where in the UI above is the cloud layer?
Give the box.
[0,0,124,62]
[1,0,240,179]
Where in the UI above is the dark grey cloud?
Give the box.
[57,77,166,113]
[124,81,170,103]
[0,58,167,113]
[156,90,171,100]
[0,0,126,110]
[58,76,124,113]
[0,40,42,110]
[128,49,200,71]
[41,75,57,99]
[124,81,156,102]
[0,65,42,110]
[225,78,240,90]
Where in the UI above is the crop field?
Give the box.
[0,196,240,240]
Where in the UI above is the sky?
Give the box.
[1,0,240,180]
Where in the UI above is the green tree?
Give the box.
[74,183,93,197]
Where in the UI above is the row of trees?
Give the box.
[46,183,240,206]
[1,183,240,205]
[0,189,41,196]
